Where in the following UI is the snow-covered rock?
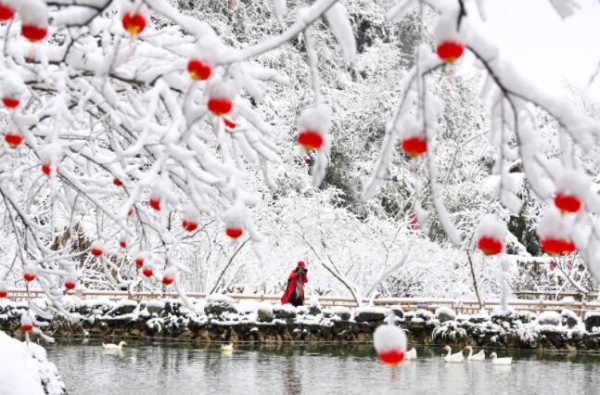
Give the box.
[354,306,389,323]
[584,311,600,332]
[204,294,236,316]
[0,331,66,395]
[537,311,561,326]
[435,307,456,323]
[561,309,580,328]
[273,304,296,319]
[257,303,274,323]
[330,306,351,321]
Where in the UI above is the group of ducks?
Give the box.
[102,341,234,353]
[442,345,512,365]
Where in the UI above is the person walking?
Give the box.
[281,261,309,307]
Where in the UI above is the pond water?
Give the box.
[46,342,600,395]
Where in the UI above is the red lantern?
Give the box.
[436,41,464,63]
[401,136,427,158]
[541,238,576,256]
[122,13,146,36]
[224,118,237,129]
[554,194,582,214]
[187,60,212,81]
[65,281,76,290]
[135,257,144,268]
[91,247,103,257]
[20,321,34,332]
[477,237,503,256]
[182,220,198,232]
[22,25,48,42]
[207,98,233,116]
[162,276,175,285]
[149,198,161,211]
[297,130,324,151]
[5,133,22,148]
[142,267,153,277]
[226,227,243,239]
[377,350,405,366]
[23,272,36,282]
[0,3,14,21]
[2,98,20,109]
[113,178,123,187]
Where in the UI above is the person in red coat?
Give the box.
[281,261,309,307]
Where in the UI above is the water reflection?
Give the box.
[46,343,600,395]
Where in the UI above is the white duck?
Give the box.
[220,343,233,353]
[405,347,417,360]
[443,345,464,363]
[464,346,485,361]
[489,352,512,365]
[102,341,127,350]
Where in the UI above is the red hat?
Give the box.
[297,261,306,268]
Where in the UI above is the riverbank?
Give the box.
[3,295,600,350]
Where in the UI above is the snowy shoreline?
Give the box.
[3,296,600,351]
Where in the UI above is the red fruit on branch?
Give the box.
[226,227,243,239]
[297,130,324,151]
[22,25,48,42]
[554,194,582,214]
[377,350,405,367]
[436,41,464,63]
[401,136,427,158]
[2,98,20,109]
[122,13,146,36]
[187,60,212,81]
[41,164,51,176]
[182,220,198,232]
[135,257,144,268]
[128,207,135,217]
[224,118,237,129]
[207,98,233,116]
[477,237,503,256]
[162,276,175,285]
[0,3,14,21]
[91,247,103,257]
[20,322,34,332]
[149,198,161,211]
[5,133,22,148]
[142,267,153,277]
[23,272,36,282]
[541,238,576,256]
[113,178,123,187]
[65,281,76,290]
[119,240,127,249]
[0,290,7,298]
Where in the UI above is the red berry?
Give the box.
[0,290,7,298]
[224,118,237,129]
[122,13,146,36]
[20,323,34,332]
[297,130,324,151]
[436,41,464,63]
[2,98,20,109]
[113,178,123,187]
[477,237,503,256]
[149,198,161,211]
[182,220,198,232]
[226,227,243,239]
[128,207,135,217]
[41,164,51,176]
[91,248,103,257]
[401,136,427,157]
[23,273,36,282]
[142,268,153,277]
[65,281,76,290]
[135,257,144,268]
[541,238,576,256]
[22,25,48,42]
[187,60,212,81]
[554,194,582,214]
[5,133,22,148]
[378,350,405,367]
[0,4,14,21]
[119,240,127,249]
[162,276,175,285]
[207,98,233,116]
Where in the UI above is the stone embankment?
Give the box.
[3,295,600,350]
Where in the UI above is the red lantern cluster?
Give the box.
[2,98,20,109]
[122,13,146,36]
[436,41,464,63]
[554,193,582,214]
[297,130,324,151]
[187,60,212,81]
[207,98,233,116]
[477,236,503,256]
[182,219,198,232]
[541,238,576,256]
[401,136,427,158]
[5,133,22,148]
[22,25,48,42]
[226,227,243,239]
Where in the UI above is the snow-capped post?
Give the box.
[373,312,407,368]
